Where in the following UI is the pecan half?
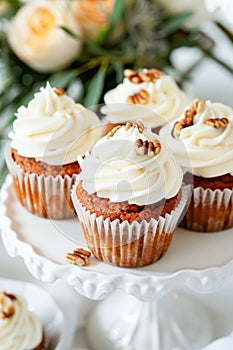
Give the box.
[190,99,206,114]
[127,89,150,105]
[205,117,229,128]
[184,109,195,127]
[185,99,206,126]
[1,304,15,319]
[136,138,161,156]
[139,68,162,82]
[124,68,162,84]
[0,292,15,319]
[106,125,122,139]
[125,121,144,133]
[172,99,206,137]
[107,121,144,139]
[0,292,16,301]
[124,69,143,84]
[53,87,65,96]
[65,248,91,266]
[172,120,186,137]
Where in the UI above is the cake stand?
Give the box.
[1,175,233,350]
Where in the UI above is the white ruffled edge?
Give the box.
[71,181,190,243]
[5,145,77,219]
[193,186,233,208]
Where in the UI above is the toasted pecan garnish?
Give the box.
[0,292,16,319]
[124,69,143,84]
[124,68,162,84]
[125,121,144,132]
[184,99,206,126]
[172,120,186,137]
[65,248,91,266]
[127,89,150,105]
[107,121,144,139]
[172,99,206,137]
[184,108,195,127]
[53,87,65,96]
[205,117,229,128]
[190,99,206,114]
[106,125,122,139]
[136,138,161,156]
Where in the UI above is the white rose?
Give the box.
[7,0,82,73]
[156,0,211,29]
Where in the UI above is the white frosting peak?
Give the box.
[9,82,101,165]
[79,124,182,205]
[0,293,43,350]
[102,69,187,127]
[160,100,233,177]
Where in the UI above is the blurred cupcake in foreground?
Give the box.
[102,68,187,134]
[6,82,101,219]
[0,291,44,350]
[72,121,188,267]
[160,99,233,232]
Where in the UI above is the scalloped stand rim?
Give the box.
[1,174,233,302]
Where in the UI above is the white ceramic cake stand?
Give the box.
[1,175,233,350]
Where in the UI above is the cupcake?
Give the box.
[0,291,44,349]
[5,82,101,219]
[71,121,188,267]
[102,68,187,134]
[160,99,233,232]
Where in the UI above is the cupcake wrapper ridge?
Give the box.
[180,186,233,232]
[5,145,77,219]
[71,183,189,267]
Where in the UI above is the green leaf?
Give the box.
[203,49,233,76]
[0,7,17,19]
[112,60,123,83]
[59,26,83,42]
[84,65,107,108]
[0,140,8,186]
[94,0,125,44]
[60,25,106,55]
[94,26,111,45]
[49,70,77,88]
[161,11,194,36]
[5,0,21,9]
[0,161,7,186]
[110,0,125,28]
[216,22,233,43]
[84,39,107,56]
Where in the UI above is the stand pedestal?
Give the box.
[86,291,213,350]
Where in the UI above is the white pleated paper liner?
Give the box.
[5,145,77,219]
[180,186,233,232]
[71,182,189,267]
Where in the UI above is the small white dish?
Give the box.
[0,277,65,350]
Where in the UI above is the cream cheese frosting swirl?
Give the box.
[160,99,233,177]
[79,122,182,205]
[101,68,187,127]
[9,82,101,165]
[0,292,43,350]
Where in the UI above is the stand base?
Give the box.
[86,291,213,350]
